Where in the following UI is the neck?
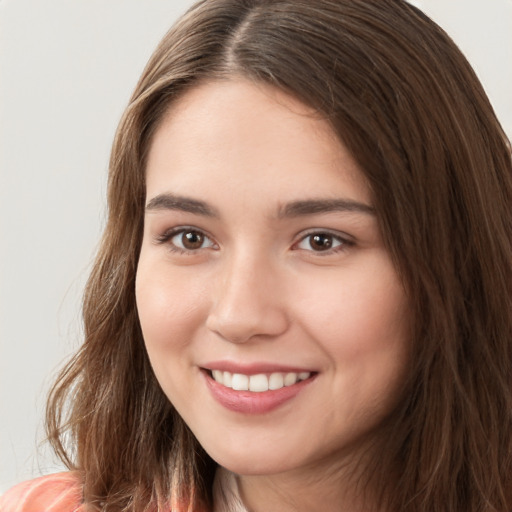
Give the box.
[234,458,384,512]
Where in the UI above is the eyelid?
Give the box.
[292,228,354,254]
[154,226,218,253]
[153,225,353,256]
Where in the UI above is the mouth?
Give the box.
[202,367,316,414]
[208,369,313,392]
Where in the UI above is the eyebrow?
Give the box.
[145,193,219,217]
[277,199,375,218]
[145,193,375,218]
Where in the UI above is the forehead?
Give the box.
[145,79,371,207]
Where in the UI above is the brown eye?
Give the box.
[170,229,215,252]
[182,231,204,249]
[309,234,333,251]
[295,231,349,253]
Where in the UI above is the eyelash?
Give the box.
[292,229,354,255]
[155,227,354,256]
[155,227,217,255]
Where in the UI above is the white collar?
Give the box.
[213,466,248,512]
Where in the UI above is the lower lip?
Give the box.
[203,371,315,414]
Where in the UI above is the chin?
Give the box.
[201,439,299,476]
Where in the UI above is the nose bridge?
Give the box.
[206,247,288,343]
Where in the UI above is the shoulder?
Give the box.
[0,472,83,512]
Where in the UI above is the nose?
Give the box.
[206,253,289,344]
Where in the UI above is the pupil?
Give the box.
[183,231,203,249]
[311,234,332,250]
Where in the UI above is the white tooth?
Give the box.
[212,370,223,384]
[268,372,284,390]
[284,372,298,386]
[232,373,249,391]
[223,371,233,388]
[298,372,311,380]
[249,374,269,392]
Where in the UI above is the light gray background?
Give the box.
[1,0,511,494]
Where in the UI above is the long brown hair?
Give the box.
[46,1,512,510]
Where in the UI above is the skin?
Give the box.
[136,79,410,512]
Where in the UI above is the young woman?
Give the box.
[2,0,511,511]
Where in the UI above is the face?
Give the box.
[136,79,410,478]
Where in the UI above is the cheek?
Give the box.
[135,263,210,409]
[300,269,409,431]
[292,256,410,372]
[135,262,208,353]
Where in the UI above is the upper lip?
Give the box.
[201,361,316,375]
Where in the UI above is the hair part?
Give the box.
[46,1,512,510]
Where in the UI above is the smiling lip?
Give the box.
[201,363,316,414]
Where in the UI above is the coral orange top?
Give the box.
[0,468,241,511]
[0,472,83,512]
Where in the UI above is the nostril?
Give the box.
[206,307,290,344]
